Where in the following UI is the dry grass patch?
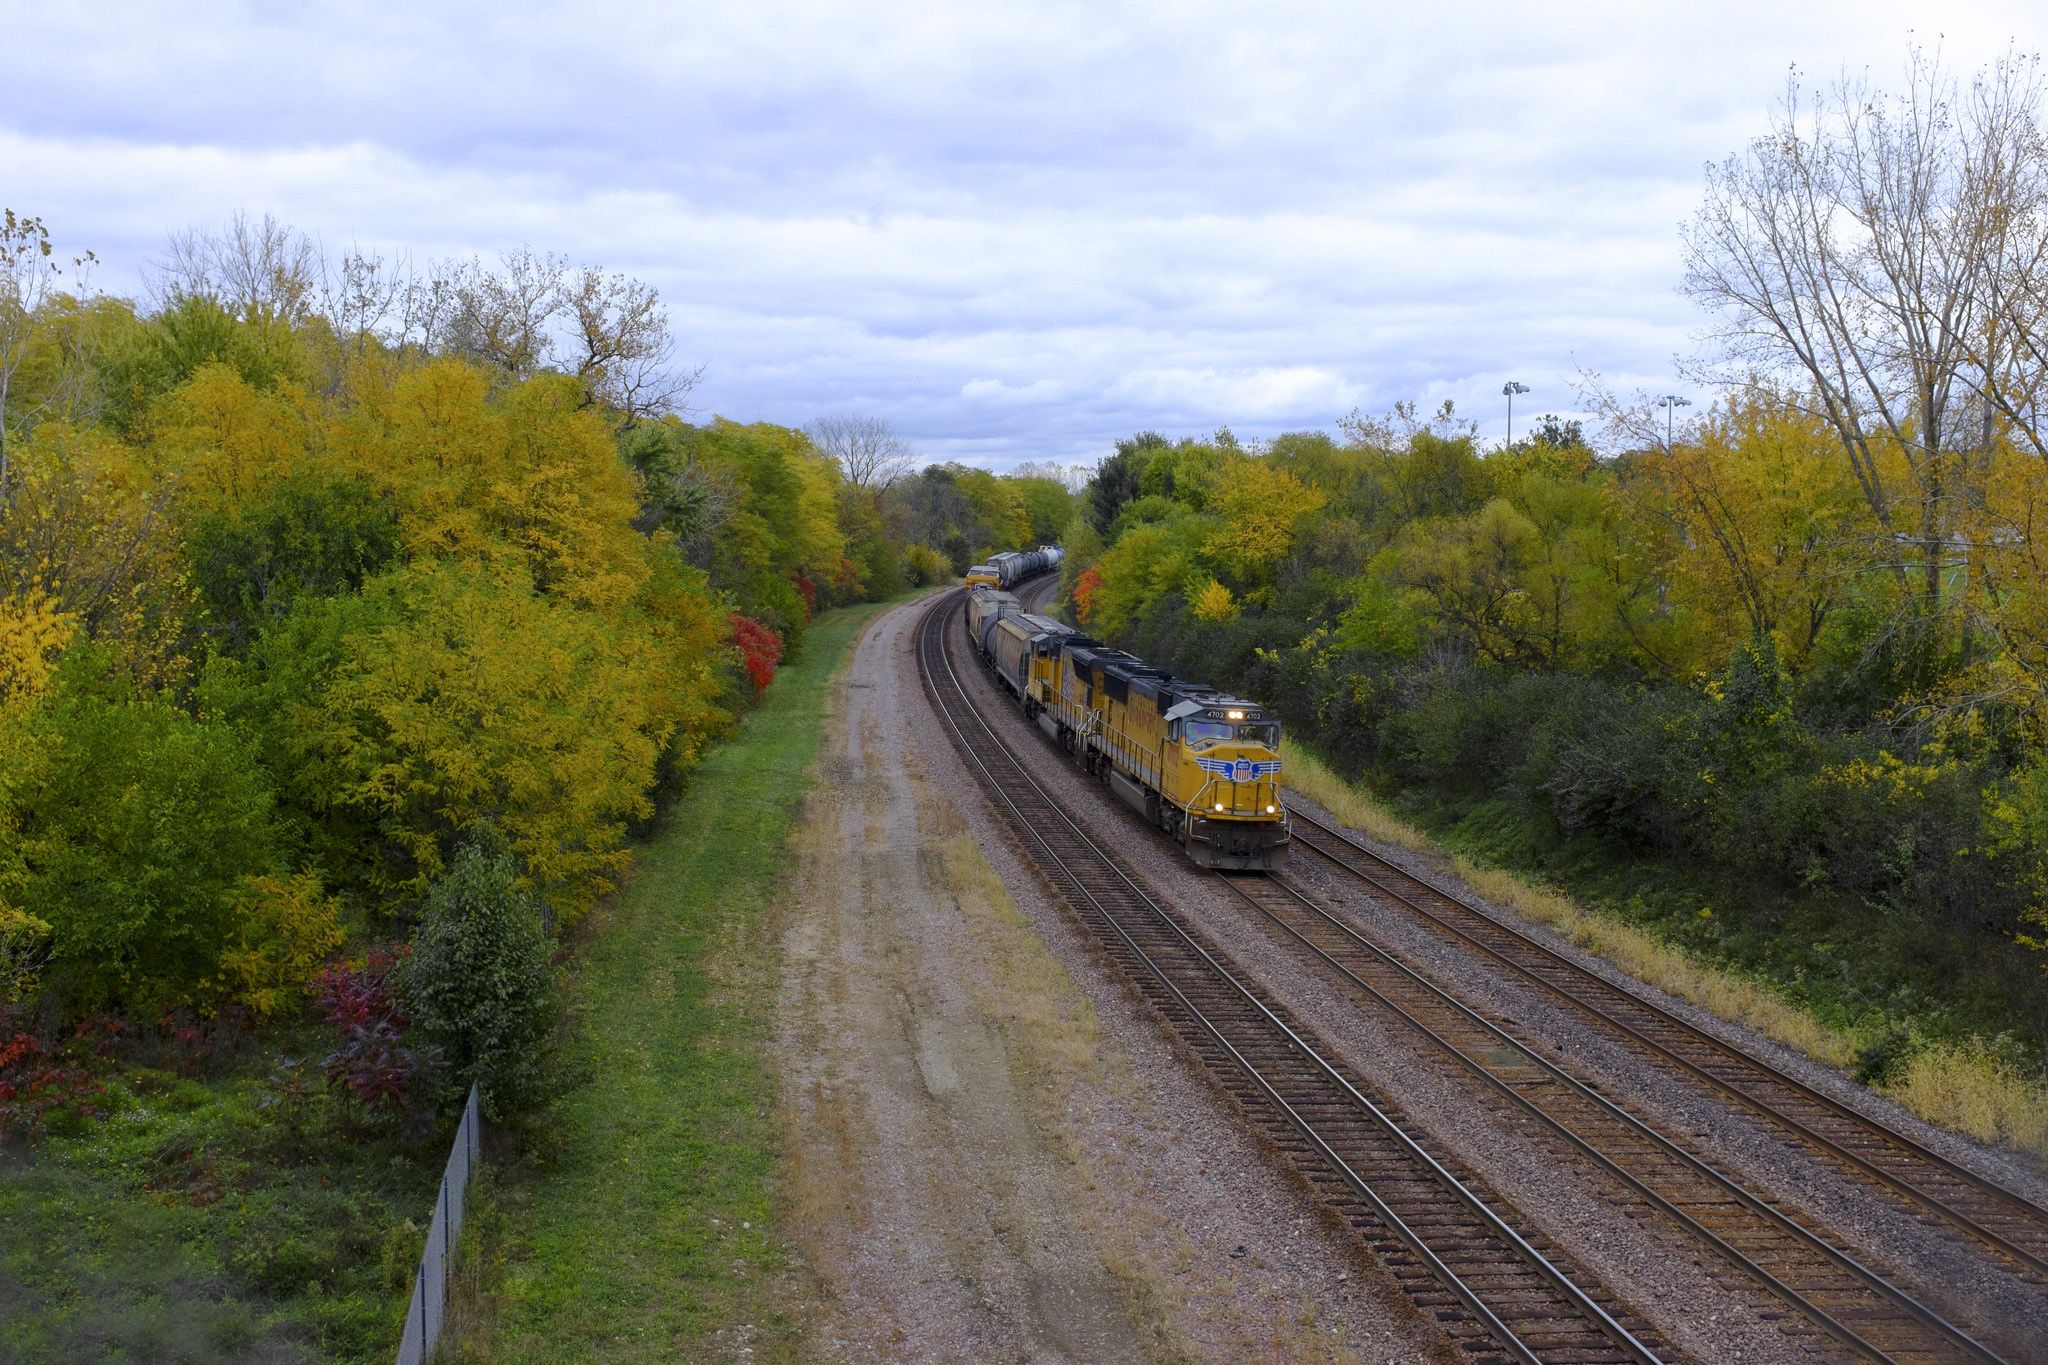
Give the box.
[1886,1040,2048,1155]
[1284,749,1432,854]
[1446,860,1857,1070]
[1287,750,2048,1161]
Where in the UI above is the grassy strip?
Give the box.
[454,596,895,1362]
[1285,747,2048,1160]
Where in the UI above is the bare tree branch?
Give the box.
[0,210,97,503]
[1682,47,2048,617]
[809,414,914,489]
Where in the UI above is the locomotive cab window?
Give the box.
[1182,719,1278,748]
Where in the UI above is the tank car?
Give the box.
[966,545,1067,591]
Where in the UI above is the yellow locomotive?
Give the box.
[965,585,1289,870]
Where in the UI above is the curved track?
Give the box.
[1282,809,2048,1295]
[919,588,1668,1364]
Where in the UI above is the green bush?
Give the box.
[19,645,282,1011]
[398,830,555,1118]
[185,473,401,653]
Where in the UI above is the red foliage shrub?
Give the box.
[1073,565,1104,623]
[792,572,817,620]
[0,1009,105,1143]
[313,945,438,1115]
[730,614,784,691]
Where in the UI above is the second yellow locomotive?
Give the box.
[966,584,1289,870]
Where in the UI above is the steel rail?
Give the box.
[915,591,1662,1364]
[1283,807,2048,1284]
[1222,870,2004,1363]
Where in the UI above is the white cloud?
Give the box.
[4,0,2043,465]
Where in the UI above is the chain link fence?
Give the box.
[396,1082,482,1365]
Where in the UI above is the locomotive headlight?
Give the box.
[1226,709,1245,720]
[1213,802,1225,812]
[1266,804,1277,814]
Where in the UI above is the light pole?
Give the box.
[1502,381,1530,448]
[1656,394,1692,450]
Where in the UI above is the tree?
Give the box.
[1628,391,1867,671]
[560,265,699,425]
[398,828,555,1117]
[1204,458,1327,587]
[433,248,567,381]
[16,644,284,1011]
[1682,50,2048,617]
[425,249,698,427]
[1,211,96,500]
[808,413,913,490]
[1087,432,1159,532]
[185,473,402,653]
[149,211,317,326]
[1010,474,1076,544]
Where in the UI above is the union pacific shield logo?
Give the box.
[1197,757,1282,782]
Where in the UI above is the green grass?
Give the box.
[456,596,896,1362]
[0,1054,439,1363]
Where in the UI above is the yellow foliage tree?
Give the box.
[1087,520,1200,637]
[1630,394,1868,673]
[147,362,309,518]
[0,422,193,685]
[1204,458,1327,586]
[339,363,653,614]
[1191,576,1238,622]
[218,871,346,1017]
[0,591,68,1001]
[268,559,667,919]
[0,588,73,713]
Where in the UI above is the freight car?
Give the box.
[963,592,1288,871]
[964,586,1021,654]
[964,544,1064,590]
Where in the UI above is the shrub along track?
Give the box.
[1222,871,2006,1363]
[1282,817,2048,1328]
[921,588,1669,1365]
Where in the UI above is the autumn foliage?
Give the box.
[1069,406,2048,1071]
[1072,565,1103,624]
[0,218,1090,1137]
[730,614,783,691]
[0,276,872,1031]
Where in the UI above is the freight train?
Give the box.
[961,580,1289,871]
[965,545,1063,591]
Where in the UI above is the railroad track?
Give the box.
[1221,871,2005,1362]
[1282,811,2048,1296]
[917,590,1671,1364]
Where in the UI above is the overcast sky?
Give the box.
[5,2,2041,467]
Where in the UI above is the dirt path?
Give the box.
[776,596,1446,1363]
